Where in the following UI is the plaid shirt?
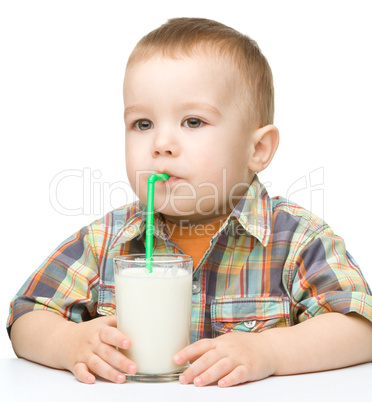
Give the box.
[7,176,372,342]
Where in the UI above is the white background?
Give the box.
[1,0,371,358]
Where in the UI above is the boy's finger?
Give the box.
[73,362,96,384]
[218,365,250,388]
[191,357,236,387]
[104,315,117,327]
[174,339,215,365]
[95,343,137,375]
[86,354,126,384]
[99,325,131,349]
[178,349,221,384]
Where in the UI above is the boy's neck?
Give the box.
[162,212,231,227]
[165,217,227,239]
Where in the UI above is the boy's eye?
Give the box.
[134,119,153,131]
[183,118,204,129]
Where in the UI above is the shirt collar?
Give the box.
[109,202,168,250]
[229,175,272,247]
[110,175,272,249]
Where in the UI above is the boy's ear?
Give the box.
[248,125,279,173]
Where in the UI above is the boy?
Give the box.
[7,18,372,387]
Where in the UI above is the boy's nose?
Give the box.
[152,130,180,157]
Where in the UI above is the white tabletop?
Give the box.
[1,358,371,402]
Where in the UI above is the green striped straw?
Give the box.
[146,173,169,272]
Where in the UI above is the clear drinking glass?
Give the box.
[113,254,193,382]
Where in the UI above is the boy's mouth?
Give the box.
[153,171,183,183]
[166,175,181,184]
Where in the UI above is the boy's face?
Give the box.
[124,53,256,224]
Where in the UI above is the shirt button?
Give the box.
[243,320,256,329]
[192,281,201,294]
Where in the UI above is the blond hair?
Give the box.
[127,17,274,127]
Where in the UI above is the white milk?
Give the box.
[114,267,192,374]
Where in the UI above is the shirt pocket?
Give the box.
[211,296,291,336]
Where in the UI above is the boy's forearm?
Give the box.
[10,310,75,370]
[262,312,372,375]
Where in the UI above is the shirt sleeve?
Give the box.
[6,225,100,335]
[289,228,372,324]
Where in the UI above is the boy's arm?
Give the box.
[10,310,137,383]
[265,312,372,374]
[175,312,372,387]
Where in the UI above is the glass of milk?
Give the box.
[113,254,193,382]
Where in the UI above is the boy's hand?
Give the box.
[174,332,276,387]
[60,315,137,384]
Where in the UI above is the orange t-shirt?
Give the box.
[165,218,227,269]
